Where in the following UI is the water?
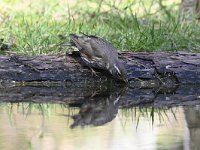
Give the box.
[0,103,199,150]
[0,82,199,150]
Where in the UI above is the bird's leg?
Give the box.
[90,67,99,77]
[91,89,100,97]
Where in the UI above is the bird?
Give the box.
[70,33,128,82]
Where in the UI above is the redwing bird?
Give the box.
[70,33,128,82]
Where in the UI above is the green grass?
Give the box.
[0,0,199,55]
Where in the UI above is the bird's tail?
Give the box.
[70,33,80,39]
[70,33,86,50]
[69,34,80,46]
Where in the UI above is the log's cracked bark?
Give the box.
[0,52,199,84]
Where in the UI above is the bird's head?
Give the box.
[109,60,128,83]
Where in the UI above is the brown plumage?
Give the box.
[70,33,127,82]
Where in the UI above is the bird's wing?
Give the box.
[70,34,118,64]
[89,37,118,60]
[70,34,96,60]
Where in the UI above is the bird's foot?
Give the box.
[91,90,100,97]
[90,68,99,77]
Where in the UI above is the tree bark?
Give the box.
[0,52,200,84]
[196,0,200,19]
[180,0,198,22]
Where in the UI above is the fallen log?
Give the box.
[0,51,199,84]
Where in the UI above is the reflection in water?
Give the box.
[0,103,199,150]
[69,93,121,128]
[60,83,127,128]
[184,106,200,150]
[0,81,199,149]
[70,97,119,128]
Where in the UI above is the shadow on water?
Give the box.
[0,81,200,149]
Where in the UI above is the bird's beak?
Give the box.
[120,77,128,83]
[124,79,128,83]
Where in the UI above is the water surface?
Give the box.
[0,103,199,150]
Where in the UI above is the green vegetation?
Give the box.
[0,0,199,55]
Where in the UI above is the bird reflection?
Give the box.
[69,86,126,128]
